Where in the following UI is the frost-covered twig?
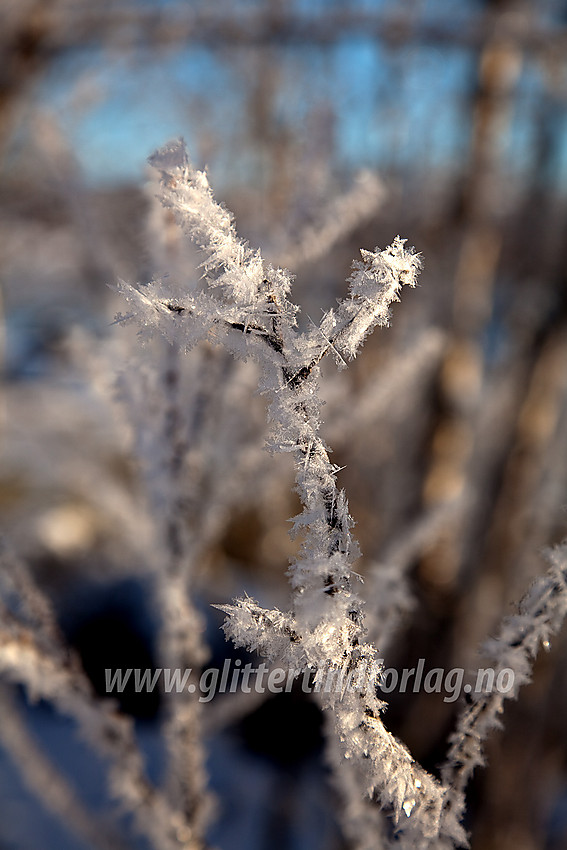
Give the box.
[439,543,567,845]
[0,541,63,653]
[119,139,455,844]
[0,682,130,850]
[217,595,450,845]
[145,345,211,833]
[63,328,216,837]
[113,329,264,833]
[0,550,204,850]
[0,615,204,849]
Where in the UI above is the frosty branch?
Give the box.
[439,544,567,845]
[117,139,455,844]
[118,140,567,849]
[0,547,202,850]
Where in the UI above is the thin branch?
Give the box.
[439,544,567,844]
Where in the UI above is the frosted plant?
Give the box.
[118,139,453,845]
[116,139,567,849]
[0,682,129,850]
[111,335,269,832]
[0,135,566,850]
[438,544,567,847]
[0,546,202,850]
[115,340,213,835]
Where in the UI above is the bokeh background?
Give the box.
[1,1,567,849]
